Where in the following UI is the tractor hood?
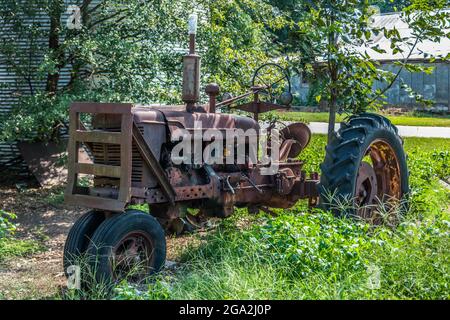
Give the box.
[132,105,260,136]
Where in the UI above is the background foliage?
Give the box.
[0,0,448,142]
[0,0,278,141]
[108,135,449,300]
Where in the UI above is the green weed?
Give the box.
[0,238,44,262]
[98,136,450,299]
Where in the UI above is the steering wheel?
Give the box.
[251,63,292,105]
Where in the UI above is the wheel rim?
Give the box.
[111,231,155,283]
[355,139,402,220]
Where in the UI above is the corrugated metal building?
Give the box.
[0,2,76,177]
[294,10,450,111]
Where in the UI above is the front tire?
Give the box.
[63,210,105,277]
[86,210,166,286]
[319,113,409,223]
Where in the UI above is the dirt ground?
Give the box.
[0,185,194,300]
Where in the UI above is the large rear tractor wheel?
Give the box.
[319,113,409,224]
[86,210,166,286]
[63,210,105,276]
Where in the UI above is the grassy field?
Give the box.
[0,210,45,263]
[1,136,448,300]
[275,111,450,127]
[107,135,449,300]
[0,238,43,262]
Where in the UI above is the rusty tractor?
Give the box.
[63,16,409,286]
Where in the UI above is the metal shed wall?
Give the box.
[374,62,450,111]
[0,2,79,178]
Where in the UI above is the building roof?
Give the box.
[357,10,450,62]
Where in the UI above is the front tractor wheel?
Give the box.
[319,113,409,223]
[63,210,105,276]
[86,210,166,286]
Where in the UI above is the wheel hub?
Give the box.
[112,231,154,283]
[356,162,378,210]
[355,139,403,221]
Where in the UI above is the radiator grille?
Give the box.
[91,126,144,184]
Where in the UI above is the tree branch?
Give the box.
[87,9,129,30]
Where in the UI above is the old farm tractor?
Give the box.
[63,17,409,285]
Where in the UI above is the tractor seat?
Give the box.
[279,123,312,161]
[279,139,301,162]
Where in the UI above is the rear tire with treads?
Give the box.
[319,113,409,220]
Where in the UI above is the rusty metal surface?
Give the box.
[356,162,378,207]
[56,26,333,222]
[64,55,322,220]
[131,107,166,125]
[18,141,67,187]
[112,230,155,282]
[64,101,321,216]
[369,140,402,200]
[205,83,220,113]
[280,122,312,159]
[145,184,215,204]
[182,54,201,105]
[156,108,259,135]
[132,123,175,205]
[65,193,126,211]
[65,102,134,212]
[355,139,403,219]
[18,140,90,187]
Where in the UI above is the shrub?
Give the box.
[110,136,450,300]
[0,210,17,239]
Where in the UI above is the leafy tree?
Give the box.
[287,0,449,140]
[370,0,411,13]
[0,0,277,141]
[1,0,448,144]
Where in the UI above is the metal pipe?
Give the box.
[189,33,195,54]
[182,13,200,111]
[225,176,235,194]
[205,83,220,113]
[216,86,267,108]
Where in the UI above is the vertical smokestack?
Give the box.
[188,13,197,54]
[182,13,200,112]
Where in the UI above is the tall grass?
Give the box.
[113,202,448,300]
[103,136,450,299]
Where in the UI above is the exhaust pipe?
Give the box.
[182,13,200,112]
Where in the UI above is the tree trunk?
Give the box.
[45,0,64,94]
[327,92,337,142]
[327,27,338,143]
[67,0,93,88]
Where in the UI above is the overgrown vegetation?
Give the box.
[1,1,448,142]
[0,238,44,262]
[0,210,16,238]
[0,210,44,262]
[113,208,449,299]
[61,136,449,300]
[0,0,279,141]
